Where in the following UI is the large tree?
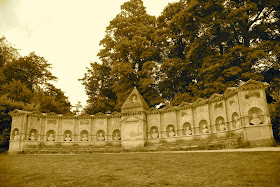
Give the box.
[0,37,71,148]
[80,62,116,114]
[158,0,279,101]
[157,0,280,139]
[82,0,280,140]
[96,0,163,110]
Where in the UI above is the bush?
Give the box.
[0,128,10,148]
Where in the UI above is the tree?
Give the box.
[97,0,163,110]
[80,62,116,114]
[73,101,83,115]
[157,0,280,100]
[0,79,33,104]
[0,37,71,148]
[157,0,280,140]
[2,52,57,91]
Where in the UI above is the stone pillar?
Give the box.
[58,118,62,141]
[74,118,78,141]
[120,87,149,149]
[159,113,163,138]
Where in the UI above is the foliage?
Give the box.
[2,52,57,90]
[82,0,280,139]
[80,62,116,114]
[81,0,163,112]
[0,36,71,148]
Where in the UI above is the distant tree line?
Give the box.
[0,37,71,148]
[80,0,280,141]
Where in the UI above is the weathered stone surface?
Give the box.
[8,80,275,153]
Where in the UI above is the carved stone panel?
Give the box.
[79,119,90,130]
[46,119,57,130]
[29,117,40,130]
[122,120,143,140]
[12,116,22,129]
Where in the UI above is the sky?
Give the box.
[0,0,178,108]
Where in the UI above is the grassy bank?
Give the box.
[1,152,280,186]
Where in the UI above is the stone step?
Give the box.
[23,138,240,154]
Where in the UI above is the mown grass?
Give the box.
[0,152,280,186]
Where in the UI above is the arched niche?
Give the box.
[97,130,105,141]
[112,129,121,140]
[64,130,73,141]
[29,129,39,141]
[46,130,56,141]
[80,130,89,141]
[183,122,192,135]
[232,112,241,129]
[248,107,263,125]
[150,126,159,138]
[215,116,226,131]
[130,94,137,102]
[199,120,209,134]
[12,128,20,140]
[166,124,176,137]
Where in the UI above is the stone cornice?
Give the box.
[77,114,92,119]
[108,112,122,118]
[121,111,145,116]
[146,107,161,114]
[61,113,76,119]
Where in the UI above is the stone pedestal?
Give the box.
[243,124,275,146]
[121,115,146,149]
[120,87,149,150]
[8,141,21,154]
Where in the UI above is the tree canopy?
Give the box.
[0,36,71,147]
[82,0,280,139]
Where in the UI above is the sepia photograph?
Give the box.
[0,0,280,186]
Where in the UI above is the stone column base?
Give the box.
[121,139,145,149]
[8,141,21,154]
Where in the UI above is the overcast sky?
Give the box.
[0,0,178,108]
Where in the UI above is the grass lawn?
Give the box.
[0,152,280,186]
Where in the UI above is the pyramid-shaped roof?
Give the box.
[121,87,149,113]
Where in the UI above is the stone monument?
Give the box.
[7,80,275,154]
[120,87,149,149]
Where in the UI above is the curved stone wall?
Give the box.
[8,80,275,153]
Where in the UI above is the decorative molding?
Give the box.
[245,91,260,99]
[108,112,122,118]
[77,113,92,119]
[214,102,223,109]
[147,107,160,114]
[93,112,107,119]
[46,112,60,119]
[61,113,76,119]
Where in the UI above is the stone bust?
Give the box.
[29,132,36,141]
[151,128,159,138]
[250,113,262,125]
[14,130,19,140]
[131,94,137,102]
[81,134,88,141]
[114,133,121,140]
[47,134,55,141]
[65,134,72,141]
[218,120,226,131]
[185,126,192,135]
[169,127,175,137]
[234,116,241,129]
[202,125,209,134]
[98,133,105,141]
